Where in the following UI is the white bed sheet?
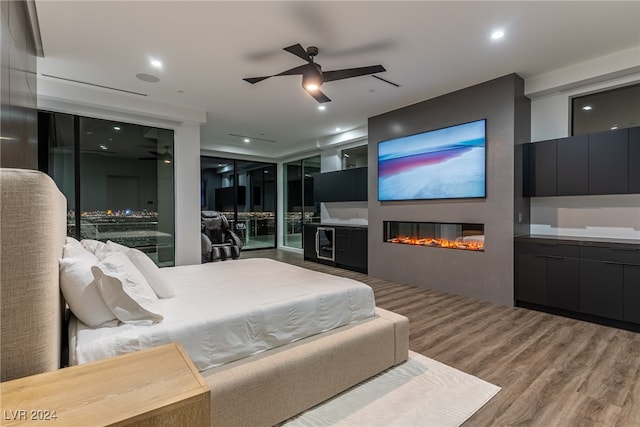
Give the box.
[70,258,375,371]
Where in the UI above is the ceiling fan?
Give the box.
[243,43,386,103]
[139,146,172,164]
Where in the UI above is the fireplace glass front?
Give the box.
[383,221,484,251]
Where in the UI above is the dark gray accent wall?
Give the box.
[0,0,38,169]
[368,74,530,306]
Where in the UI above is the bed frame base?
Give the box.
[202,307,408,427]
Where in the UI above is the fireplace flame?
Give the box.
[388,236,484,251]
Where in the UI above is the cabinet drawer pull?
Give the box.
[612,248,639,252]
[546,255,563,259]
[540,243,559,247]
[604,261,622,265]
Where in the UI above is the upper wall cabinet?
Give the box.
[526,126,639,197]
[313,167,368,202]
[629,127,640,194]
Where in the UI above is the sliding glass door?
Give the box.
[201,156,276,250]
[283,155,320,249]
[39,111,176,266]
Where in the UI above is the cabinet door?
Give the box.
[532,139,557,196]
[547,257,580,311]
[350,228,368,271]
[335,229,354,265]
[517,254,547,305]
[557,135,588,196]
[589,129,628,195]
[580,260,624,320]
[629,127,640,194]
[623,264,640,324]
[303,225,318,261]
[351,167,368,201]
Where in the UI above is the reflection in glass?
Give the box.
[342,144,368,169]
[201,157,276,250]
[283,155,320,249]
[572,83,640,135]
[40,111,175,266]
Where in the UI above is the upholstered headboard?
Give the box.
[0,169,67,381]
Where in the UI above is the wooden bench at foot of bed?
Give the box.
[202,307,409,427]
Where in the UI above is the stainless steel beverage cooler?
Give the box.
[316,226,335,261]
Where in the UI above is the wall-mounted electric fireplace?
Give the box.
[383,221,484,251]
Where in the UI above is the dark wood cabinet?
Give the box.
[313,167,367,202]
[531,139,557,196]
[516,241,579,310]
[556,135,588,196]
[335,227,367,272]
[629,127,640,193]
[515,237,640,329]
[526,126,639,197]
[588,128,628,195]
[304,224,367,273]
[547,256,580,311]
[517,253,547,305]
[624,265,640,323]
[303,224,318,262]
[580,259,624,320]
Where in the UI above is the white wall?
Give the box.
[527,48,640,241]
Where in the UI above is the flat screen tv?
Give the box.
[378,119,486,201]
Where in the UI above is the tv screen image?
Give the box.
[378,119,486,201]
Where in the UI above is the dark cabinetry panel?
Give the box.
[547,257,580,311]
[556,135,588,196]
[515,237,640,328]
[624,265,640,323]
[304,224,368,273]
[580,259,623,320]
[588,128,628,195]
[527,126,639,196]
[303,224,318,262]
[335,227,367,272]
[517,253,547,305]
[313,167,367,202]
[531,140,557,196]
[629,127,640,193]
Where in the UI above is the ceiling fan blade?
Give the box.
[243,76,272,84]
[307,89,331,103]
[322,65,386,82]
[275,64,311,77]
[283,43,312,62]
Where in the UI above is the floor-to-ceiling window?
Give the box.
[39,111,175,266]
[283,155,320,249]
[201,156,276,250]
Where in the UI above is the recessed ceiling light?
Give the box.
[113,125,121,131]
[150,59,162,69]
[611,124,619,130]
[582,105,593,111]
[99,144,108,150]
[491,30,504,40]
[335,127,342,132]
[243,138,250,143]
[318,105,326,111]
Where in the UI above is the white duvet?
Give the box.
[70,258,375,371]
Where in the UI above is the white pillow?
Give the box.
[125,248,176,298]
[63,236,89,259]
[92,252,163,325]
[107,240,131,252]
[81,239,108,255]
[59,255,119,328]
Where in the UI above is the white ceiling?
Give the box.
[34,1,640,158]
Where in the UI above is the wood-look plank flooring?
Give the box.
[242,249,640,426]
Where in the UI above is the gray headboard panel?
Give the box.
[1,168,67,381]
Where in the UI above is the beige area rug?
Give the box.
[281,351,500,427]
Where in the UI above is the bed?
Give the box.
[0,169,408,427]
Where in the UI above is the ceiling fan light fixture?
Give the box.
[158,146,173,164]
